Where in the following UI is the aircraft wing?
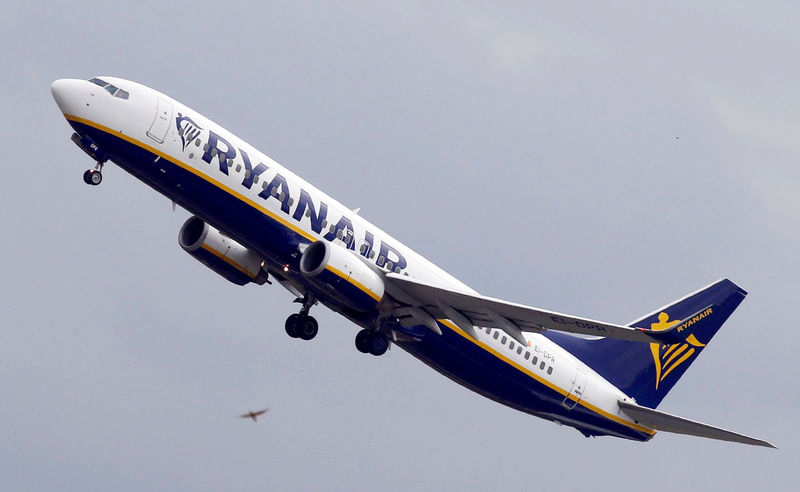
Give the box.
[618,400,775,448]
[385,273,685,346]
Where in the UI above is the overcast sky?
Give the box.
[2,1,798,490]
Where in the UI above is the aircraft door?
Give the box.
[147,97,173,144]
[562,368,587,410]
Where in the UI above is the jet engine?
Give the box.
[179,216,268,286]
[299,240,385,312]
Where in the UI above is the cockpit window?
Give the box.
[87,77,129,99]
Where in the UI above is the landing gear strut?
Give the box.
[285,295,318,341]
[83,161,104,186]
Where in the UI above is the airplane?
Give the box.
[239,409,269,422]
[51,76,774,448]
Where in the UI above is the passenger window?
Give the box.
[517,347,522,355]
[484,328,491,334]
[493,331,499,340]
[500,336,507,344]
[509,341,515,350]
[547,367,553,375]
[524,352,530,360]
[540,361,546,370]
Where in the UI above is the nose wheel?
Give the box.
[83,169,102,186]
[83,161,105,186]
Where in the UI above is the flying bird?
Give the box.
[239,408,269,421]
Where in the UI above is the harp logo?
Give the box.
[649,312,708,389]
[176,113,203,152]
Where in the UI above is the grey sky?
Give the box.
[2,1,797,490]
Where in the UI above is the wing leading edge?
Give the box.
[385,273,701,345]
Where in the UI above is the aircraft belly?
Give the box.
[396,325,652,441]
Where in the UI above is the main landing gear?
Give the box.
[285,295,319,341]
[282,294,391,356]
[285,313,319,340]
[83,161,104,186]
[355,329,389,356]
[355,316,394,356]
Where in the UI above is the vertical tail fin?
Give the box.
[544,279,747,409]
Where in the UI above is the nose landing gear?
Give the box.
[71,132,107,186]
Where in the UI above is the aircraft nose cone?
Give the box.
[51,78,85,114]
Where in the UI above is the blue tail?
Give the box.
[543,279,747,409]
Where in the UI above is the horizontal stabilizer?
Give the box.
[618,400,775,448]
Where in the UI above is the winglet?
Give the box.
[640,305,717,345]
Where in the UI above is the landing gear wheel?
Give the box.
[367,332,389,356]
[285,313,301,338]
[355,330,370,353]
[83,169,102,186]
[298,316,318,341]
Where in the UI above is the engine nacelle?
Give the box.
[179,216,267,286]
[300,240,385,312]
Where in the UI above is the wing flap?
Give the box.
[618,400,775,448]
[385,273,680,344]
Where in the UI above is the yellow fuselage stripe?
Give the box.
[65,114,317,243]
[438,319,656,436]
